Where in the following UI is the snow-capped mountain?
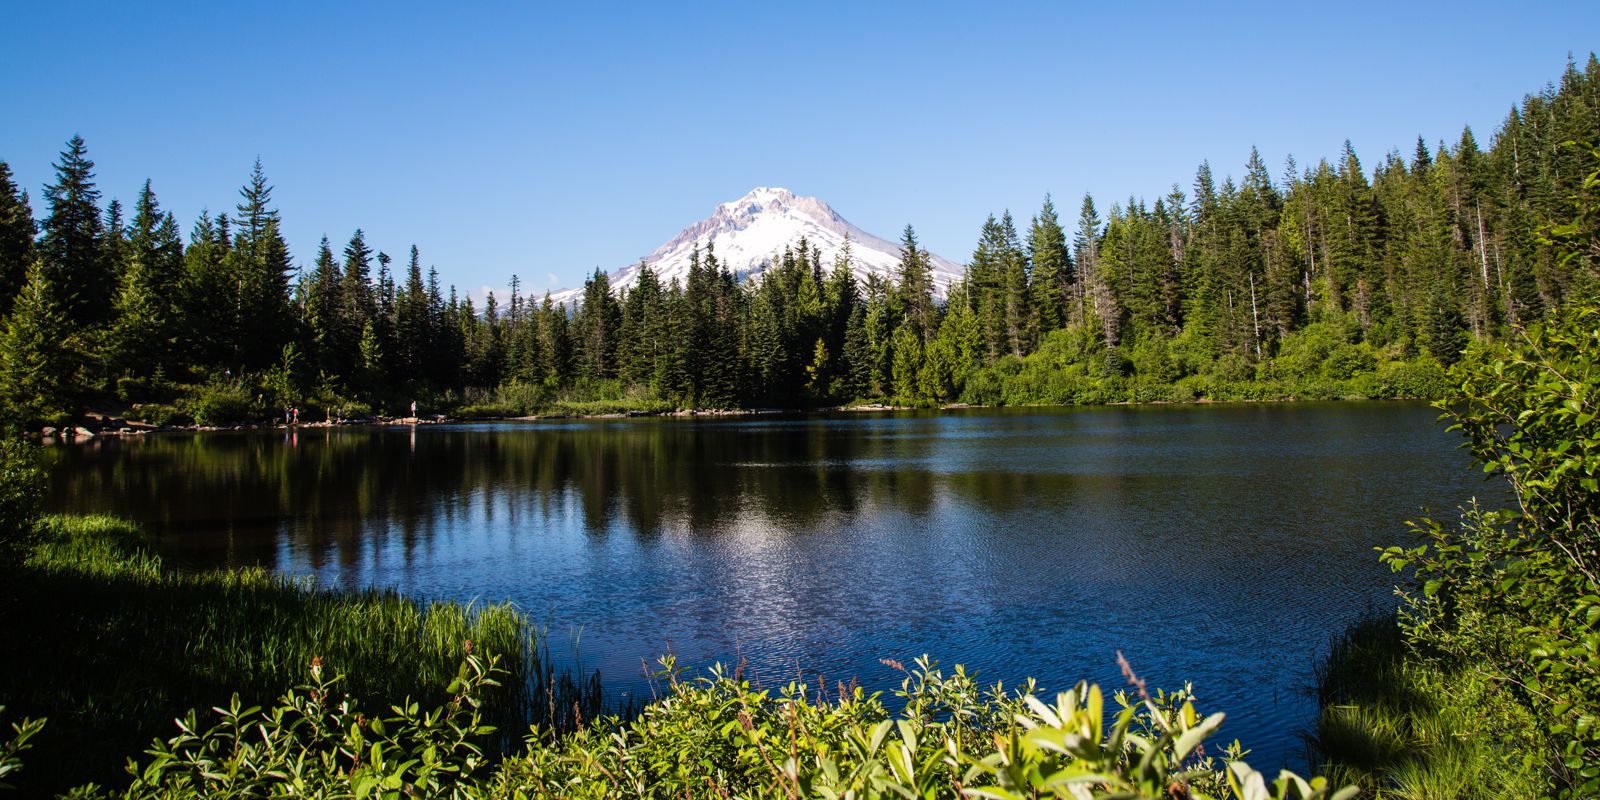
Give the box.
[548,187,962,305]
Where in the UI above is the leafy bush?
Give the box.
[0,439,42,567]
[1129,336,1181,384]
[1274,322,1349,380]
[0,706,45,791]
[79,653,1353,800]
[123,403,190,426]
[1,515,583,794]
[1351,360,1449,400]
[181,379,259,426]
[114,374,179,404]
[457,402,523,419]
[1320,304,1600,797]
[1319,343,1377,382]
[1210,353,1255,383]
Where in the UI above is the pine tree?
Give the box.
[0,161,35,314]
[890,320,922,403]
[1027,195,1072,336]
[0,261,74,426]
[841,302,870,399]
[233,162,295,371]
[1412,135,1433,177]
[396,245,431,385]
[1075,193,1116,349]
[111,182,181,382]
[304,236,346,377]
[895,225,936,341]
[110,244,168,380]
[575,269,621,382]
[38,135,108,327]
[179,212,235,369]
[823,236,859,356]
[1000,211,1032,356]
[969,213,1008,361]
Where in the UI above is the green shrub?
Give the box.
[94,653,1353,800]
[959,368,1004,405]
[1322,304,1600,797]
[457,402,522,419]
[1320,343,1377,382]
[181,380,259,426]
[1129,336,1181,384]
[0,439,42,567]
[115,374,179,404]
[0,706,45,791]
[2,515,579,794]
[1352,359,1450,400]
[1274,321,1349,380]
[1211,353,1255,383]
[124,403,190,426]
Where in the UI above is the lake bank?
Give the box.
[29,387,1441,444]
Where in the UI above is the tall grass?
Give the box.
[1308,615,1549,799]
[0,515,607,795]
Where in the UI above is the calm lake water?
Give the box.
[45,402,1499,768]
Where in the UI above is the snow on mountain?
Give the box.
[547,187,963,305]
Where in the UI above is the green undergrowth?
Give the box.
[1310,615,1549,799]
[1,649,1354,799]
[957,323,1450,408]
[1309,301,1600,797]
[0,515,604,797]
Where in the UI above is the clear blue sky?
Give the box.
[3,1,1597,298]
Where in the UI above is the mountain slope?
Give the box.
[550,188,962,304]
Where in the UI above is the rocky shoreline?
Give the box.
[31,405,853,443]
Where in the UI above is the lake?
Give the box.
[45,401,1498,768]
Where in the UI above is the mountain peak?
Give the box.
[726,186,795,206]
[550,189,961,304]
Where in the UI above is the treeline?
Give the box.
[1,55,1597,426]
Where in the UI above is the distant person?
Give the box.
[411,400,418,420]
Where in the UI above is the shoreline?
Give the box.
[31,393,1433,443]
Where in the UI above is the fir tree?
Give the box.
[0,161,35,314]
[233,162,295,371]
[1027,195,1072,336]
[895,225,936,341]
[179,212,235,369]
[38,135,108,327]
[0,261,74,426]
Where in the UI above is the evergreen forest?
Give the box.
[1,56,1598,429]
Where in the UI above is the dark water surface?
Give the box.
[46,402,1500,768]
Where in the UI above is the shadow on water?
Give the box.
[45,402,1501,769]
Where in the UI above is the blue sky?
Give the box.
[3,2,1597,298]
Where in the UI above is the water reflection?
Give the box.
[47,403,1498,768]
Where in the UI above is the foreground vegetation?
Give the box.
[1309,294,1598,799]
[4,631,1354,799]
[0,509,604,796]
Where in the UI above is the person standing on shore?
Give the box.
[410,400,417,421]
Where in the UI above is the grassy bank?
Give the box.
[1308,303,1599,798]
[1309,615,1549,799]
[0,515,603,796]
[2,638,1351,799]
